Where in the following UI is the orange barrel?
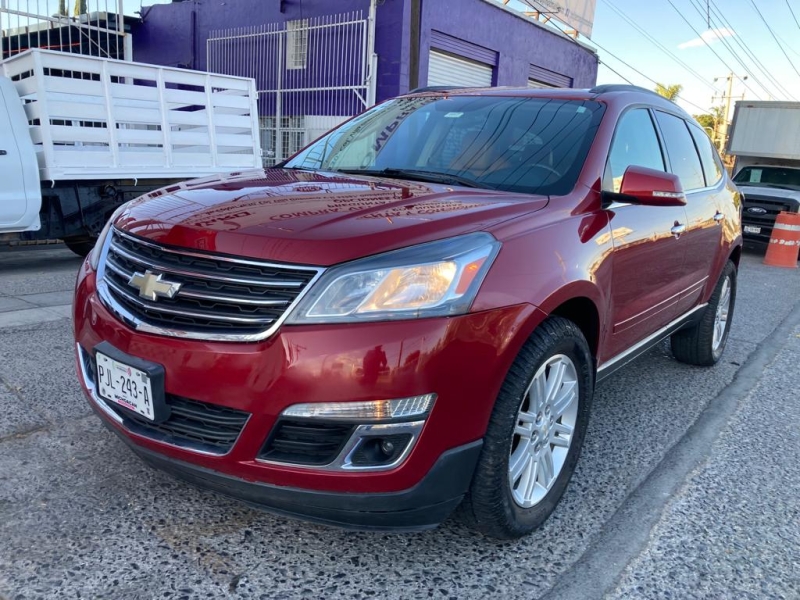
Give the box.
[763,211,800,268]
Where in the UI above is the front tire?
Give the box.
[671,261,737,366]
[460,317,594,540]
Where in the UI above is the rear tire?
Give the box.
[459,316,594,540]
[671,261,737,366]
[63,235,98,258]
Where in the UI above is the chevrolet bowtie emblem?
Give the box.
[128,270,182,301]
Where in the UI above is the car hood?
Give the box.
[115,169,548,266]
[737,184,800,201]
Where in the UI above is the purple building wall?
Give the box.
[418,0,597,91]
[132,0,408,103]
[132,0,597,104]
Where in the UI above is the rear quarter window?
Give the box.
[654,111,706,191]
[688,124,723,187]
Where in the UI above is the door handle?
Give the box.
[671,223,686,238]
[0,150,7,156]
[713,211,724,222]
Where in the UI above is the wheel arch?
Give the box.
[547,297,601,364]
[729,243,742,268]
[536,281,605,364]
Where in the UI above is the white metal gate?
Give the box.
[1,0,129,61]
[207,10,376,167]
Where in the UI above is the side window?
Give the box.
[607,108,665,193]
[688,124,723,186]
[654,111,706,191]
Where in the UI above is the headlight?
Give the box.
[286,233,500,324]
[89,203,129,270]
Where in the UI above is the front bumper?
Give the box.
[99,406,482,530]
[741,194,800,245]
[74,259,543,525]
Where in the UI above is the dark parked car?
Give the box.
[74,85,742,539]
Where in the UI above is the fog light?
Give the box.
[349,433,413,467]
[281,394,436,422]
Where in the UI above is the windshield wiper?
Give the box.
[334,168,487,189]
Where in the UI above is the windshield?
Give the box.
[733,166,800,189]
[284,96,605,196]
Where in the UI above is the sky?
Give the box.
[6,0,800,119]
[583,0,800,116]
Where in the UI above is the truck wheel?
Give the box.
[63,236,98,258]
[459,317,594,539]
[671,261,737,367]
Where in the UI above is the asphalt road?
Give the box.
[0,246,798,600]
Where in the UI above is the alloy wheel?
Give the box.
[508,354,579,508]
[712,276,732,353]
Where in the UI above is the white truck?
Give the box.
[727,100,800,247]
[0,49,262,256]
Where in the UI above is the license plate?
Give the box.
[744,225,761,234]
[96,352,156,421]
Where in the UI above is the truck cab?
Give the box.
[727,100,800,250]
[732,163,800,247]
[0,76,41,235]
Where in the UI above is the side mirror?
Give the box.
[611,166,687,207]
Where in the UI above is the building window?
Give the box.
[527,79,556,89]
[286,20,309,70]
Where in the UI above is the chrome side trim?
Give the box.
[77,344,247,457]
[257,420,426,472]
[597,303,708,382]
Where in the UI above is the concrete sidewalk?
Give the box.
[607,324,800,599]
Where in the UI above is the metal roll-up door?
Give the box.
[528,79,556,89]
[428,50,493,87]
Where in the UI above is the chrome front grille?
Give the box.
[99,229,322,341]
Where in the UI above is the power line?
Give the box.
[707,0,797,101]
[542,21,711,112]
[511,0,711,112]
[745,0,800,80]
[786,0,800,30]
[663,0,765,100]
[598,60,635,85]
[685,0,775,100]
[603,0,716,92]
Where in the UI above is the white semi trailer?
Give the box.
[727,100,800,247]
[0,49,262,255]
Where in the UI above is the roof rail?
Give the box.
[408,85,466,93]
[589,84,662,97]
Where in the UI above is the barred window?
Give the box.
[286,20,309,70]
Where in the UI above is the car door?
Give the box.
[653,111,723,313]
[685,121,729,305]
[604,107,689,360]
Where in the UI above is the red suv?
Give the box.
[74,86,742,539]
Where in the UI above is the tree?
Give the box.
[692,106,726,147]
[655,83,683,102]
[693,113,715,135]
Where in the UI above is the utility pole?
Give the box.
[712,73,747,154]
